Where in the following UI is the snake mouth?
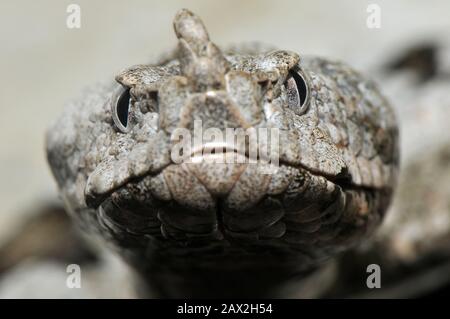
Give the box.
[85,151,352,212]
[86,147,379,259]
[84,140,277,209]
[84,120,364,210]
[84,137,356,212]
[91,155,365,255]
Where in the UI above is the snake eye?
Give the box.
[112,85,131,133]
[285,69,309,115]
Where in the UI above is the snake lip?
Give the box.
[84,163,171,210]
[85,161,353,213]
[84,143,244,210]
[85,144,357,211]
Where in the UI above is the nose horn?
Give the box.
[173,9,229,91]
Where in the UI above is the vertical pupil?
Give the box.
[117,89,131,127]
[291,71,307,106]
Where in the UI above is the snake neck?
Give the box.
[128,250,335,298]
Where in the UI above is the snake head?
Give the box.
[47,9,398,272]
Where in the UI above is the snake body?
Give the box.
[46,10,399,297]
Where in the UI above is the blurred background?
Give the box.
[1,0,449,298]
